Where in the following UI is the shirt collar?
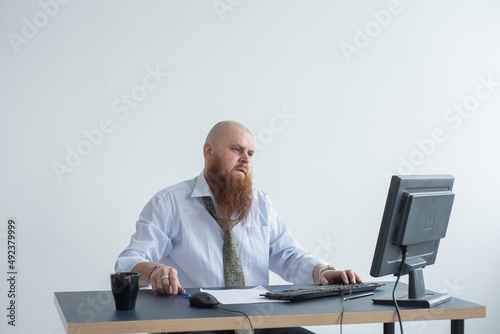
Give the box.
[191,169,213,199]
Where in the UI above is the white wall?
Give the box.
[1,1,499,333]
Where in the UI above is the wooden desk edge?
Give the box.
[248,306,487,327]
[64,305,486,334]
[67,317,259,334]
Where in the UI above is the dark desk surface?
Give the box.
[54,282,485,334]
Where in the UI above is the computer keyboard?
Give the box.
[260,282,385,301]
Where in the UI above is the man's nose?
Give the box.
[239,152,249,163]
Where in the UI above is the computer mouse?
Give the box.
[188,291,220,308]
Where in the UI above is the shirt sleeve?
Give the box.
[115,195,175,272]
[264,193,328,284]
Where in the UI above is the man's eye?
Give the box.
[233,148,241,152]
[248,152,253,157]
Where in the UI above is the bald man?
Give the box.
[116,121,361,334]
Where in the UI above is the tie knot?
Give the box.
[202,196,241,231]
[219,218,241,231]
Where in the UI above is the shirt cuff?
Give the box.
[294,258,329,284]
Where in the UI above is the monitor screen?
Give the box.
[370,175,455,307]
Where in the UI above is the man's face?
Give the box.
[204,124,255,222]
[207,126,254,181]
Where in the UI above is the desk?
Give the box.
[54,282,485,334]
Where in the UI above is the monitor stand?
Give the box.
[372,267,451,308]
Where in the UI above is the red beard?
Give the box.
[205,154,253,225]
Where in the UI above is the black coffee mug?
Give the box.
[110,272,140,310]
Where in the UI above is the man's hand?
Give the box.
[320,269,363,285]
[150,266,186,295]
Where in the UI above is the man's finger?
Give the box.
[154,278,166,294]
[345,270,354,284]
[346,270,357,284]
[164,269,178,295]
[341,271,350,285]
[169,275,182,295]
[345,270,363,284]
[355,273,363,284]
[161,274,173,294]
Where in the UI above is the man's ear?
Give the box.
[203,142,212,160]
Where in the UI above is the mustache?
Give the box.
[234,165,248,174]
[234,164,250,174]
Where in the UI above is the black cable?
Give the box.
[393,246,408,334]
[339,286,352,334]
[216,305,255,333]
[340,295,344,334]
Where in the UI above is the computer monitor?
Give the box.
[370,175,455,308]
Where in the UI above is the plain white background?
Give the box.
[1,1,499,333]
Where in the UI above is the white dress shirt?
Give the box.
[115,170,326,288]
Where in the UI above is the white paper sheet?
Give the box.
[201,285,289,304]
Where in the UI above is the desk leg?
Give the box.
[451,319,464,334]
[383,322,395,334]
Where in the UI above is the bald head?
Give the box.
[205,121,252,146]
